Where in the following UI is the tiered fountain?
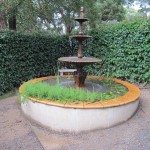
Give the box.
[58,7,101,87]
[19,7,141,133]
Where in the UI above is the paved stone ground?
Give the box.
[0,87,150,150]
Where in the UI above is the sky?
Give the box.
[129,1,150,16]
[132,1,141,10]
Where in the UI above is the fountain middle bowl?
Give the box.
[71,35,92,41]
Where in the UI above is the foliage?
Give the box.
[0,0,23,29]
[21,79,127,103]
[0,18,150,95]
[96,0,126,22]
[0,30,69,95]
[125,0,150,19]
[85,18,150,83]
[0,0,127,34]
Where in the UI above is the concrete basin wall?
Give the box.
[21,98,139,132]
[19,76,141,133]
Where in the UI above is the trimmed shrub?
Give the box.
[85,19,150,83]
[0,31,70,95]
[0,19,150,95]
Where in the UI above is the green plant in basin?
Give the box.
[22,78,127,103]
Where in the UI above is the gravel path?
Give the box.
[0,96,44,150]
[0,88,150,150]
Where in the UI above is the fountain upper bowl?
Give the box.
[74,18,89,23]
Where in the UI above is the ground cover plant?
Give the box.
[21,78,127,103]
[0,31,69,96]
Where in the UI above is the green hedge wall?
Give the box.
[0,19,150,95]
[85,19,150,83]
[0,31,70,95]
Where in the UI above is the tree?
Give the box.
[1,0,127,34]
[0,0,24,30]
[34,0,95,35]
[87,0,126,28]
[125,0,150,19]
[0,0,7,29]
[0,12,6,29]
[34,0,126,34]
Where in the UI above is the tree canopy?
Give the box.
[1,0,148,34]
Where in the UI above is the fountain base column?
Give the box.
[73,66,87,87]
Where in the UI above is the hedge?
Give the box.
[0,19,150,95]
[85,19,150,83]
[0,31,70,95]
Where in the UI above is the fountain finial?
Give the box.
[80,7,84,19]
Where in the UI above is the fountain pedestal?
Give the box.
[73,66,87,87]
[58,56,101,87]
[58,7,101,87]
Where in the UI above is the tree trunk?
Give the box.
[65,25,73,35]
[0,12,6,29]
[8,8,17,30]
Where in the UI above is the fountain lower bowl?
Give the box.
[58,57,102,66]
[19,76,140,133]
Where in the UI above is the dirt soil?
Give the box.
[0,87,150,150]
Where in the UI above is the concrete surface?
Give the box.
[0,87,150,150]
[21,97,139,132]
[0,96,44,150]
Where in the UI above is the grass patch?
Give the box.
[21,80,127,103]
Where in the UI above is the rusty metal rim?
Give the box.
[19,76,141,109]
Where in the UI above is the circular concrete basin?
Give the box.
[19,76,141,133]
